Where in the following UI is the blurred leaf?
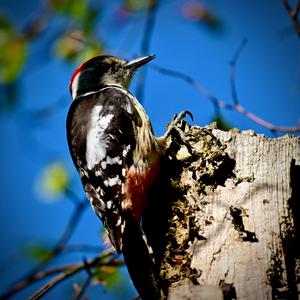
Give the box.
[0,82,19,111]
[182,1,222,32]
[0,16,27,83]
[78,40,103,62]
[0,15,10,29]
[123,0,150,12]
[54,29,103,62]
[212,115,232,131]
[22,12,49,39]
[92,265,120,287]
[25,242,52,262]
[47,0,99,33]
[48,0,87,21]
[55,30,85,61]
[82,8,98,34]
[36,161,70,201]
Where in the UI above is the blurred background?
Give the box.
[0,0,299,299]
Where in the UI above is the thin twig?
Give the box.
[151,64,220,105]
[135,0,158,102]
[71,257,93,300]
[22,9,49,40]
[151,64,300,133]
[283,0,300,37]
[0,249,116,300]
[72,274,92,300]
[32,95,69,121]
[64,188,84,205]
[1,201,88,299]
[0,265,71,300]
[29,262,92,300]
[229,38,247,105]
[296,0,300,17]
[213,102,221,118]
[30,256,124,300]
[62,244,102,254]
[141,0,158,54]
[51,201,88,252]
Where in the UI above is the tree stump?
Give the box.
[144,123,300,300]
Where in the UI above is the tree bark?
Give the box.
[144,123,300,300]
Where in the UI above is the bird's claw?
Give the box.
[172,110,193,124]
[165,111,194,157]
[166,110,193,138]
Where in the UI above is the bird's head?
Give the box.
[69,54,155,100]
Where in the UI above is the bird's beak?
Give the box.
[124,54,156,69]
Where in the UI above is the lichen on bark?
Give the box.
[145,123,235,289]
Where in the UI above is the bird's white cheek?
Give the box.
[71,73,80,100]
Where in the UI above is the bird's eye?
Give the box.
[97,62,110,72]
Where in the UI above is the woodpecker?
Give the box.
[67,54,167,299]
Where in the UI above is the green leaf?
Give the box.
[212,115,232,131]
[48,0,88,21]
[0,16,27,83]
[25,242,52,261]
[92,265,120,287]
[36,161,70,201]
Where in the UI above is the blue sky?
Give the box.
[0,0,299,299]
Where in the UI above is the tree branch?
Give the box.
[62,244,102,254]
[229,38,248,105]
[1,201,88,299]
[0,249,117,300]
[283,0,300,37]
[151,64,300,133]
[71,274,92,300]
[135,0,158,102]
[29,252,123,300]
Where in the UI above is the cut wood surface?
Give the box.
[145,124,300,300]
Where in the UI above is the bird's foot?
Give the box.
[164,110,193,137]
[164,111,194,157]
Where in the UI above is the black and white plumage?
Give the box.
[67,55,164,299]
[67,84,161,252]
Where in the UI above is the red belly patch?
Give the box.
[123,160,160,222]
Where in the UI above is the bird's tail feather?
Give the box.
[122,214,162,300]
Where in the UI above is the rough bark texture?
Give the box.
[144,123,300,300]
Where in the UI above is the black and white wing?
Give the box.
[66,87,140,252]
